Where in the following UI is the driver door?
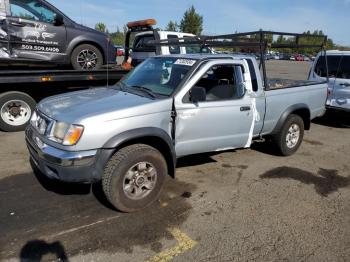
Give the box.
[174,60,254,157]
[7,0,66,62]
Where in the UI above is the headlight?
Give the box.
[50,122,84,146]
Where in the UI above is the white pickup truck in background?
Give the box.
[123,19,212,67]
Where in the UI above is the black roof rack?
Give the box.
[147,30,328,87]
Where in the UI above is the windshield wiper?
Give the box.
[129,85,157,99]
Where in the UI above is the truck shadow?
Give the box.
[260,166,350,196]
[250,139,282,157]
[20,240,69,262]
[312,111,350,128]
[177,153,219,168]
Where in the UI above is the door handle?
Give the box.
[240,106,251,111]
[10,21,26,27]
[339,83,350,87]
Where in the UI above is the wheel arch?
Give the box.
[271,104,311,135]
[103,128,176,178]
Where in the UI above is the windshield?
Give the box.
[120,57,196,97]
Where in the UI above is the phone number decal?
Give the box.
[21,44,60,53]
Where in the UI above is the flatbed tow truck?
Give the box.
[0,67,129,131]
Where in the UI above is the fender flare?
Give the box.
[103,127,176,177]
[271,103,311,135]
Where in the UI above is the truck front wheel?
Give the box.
[102,144,167,212]
[0,92,36,132]
[273,114,305,156]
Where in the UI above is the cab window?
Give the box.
[186,64,246,102]
[10,0,57,23]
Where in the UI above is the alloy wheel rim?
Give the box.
[286,123,300,148]
[123,162,157,200]
[77,49,98,70]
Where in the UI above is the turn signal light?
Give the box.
[63,125,84,146]
[127,19,156,29]
[41,76,52,82]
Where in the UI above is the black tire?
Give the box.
[273,114,305,156]
[71,44,103,71]
[0,92,36,132]
[102,144,167,212]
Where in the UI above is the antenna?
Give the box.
[106,35,109,87]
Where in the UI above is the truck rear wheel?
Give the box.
[102,144,167,212]
[71,44,103,71]
[273,114,304,156]
[0,92,36,132]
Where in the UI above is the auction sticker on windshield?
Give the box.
[174,59,196,66]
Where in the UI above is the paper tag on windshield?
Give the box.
[174,59,196,66]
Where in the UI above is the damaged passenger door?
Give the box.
[7,0,66,62]
[174,59,254,157]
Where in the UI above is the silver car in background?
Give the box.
[309,50,350,112]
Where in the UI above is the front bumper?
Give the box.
[25,127,113,183]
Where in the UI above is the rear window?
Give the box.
[314,55,342,78]
[167,35,180,54]
[133,34,156,52]
[183,36,210,54]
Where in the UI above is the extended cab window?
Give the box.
[10,0,57,23]
[188,64,246,102]
[314,55,342,78]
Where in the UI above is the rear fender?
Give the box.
[271,104,311,135]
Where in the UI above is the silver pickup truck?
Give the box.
[25,54,327,212]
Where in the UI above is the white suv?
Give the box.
[309,50,350,112]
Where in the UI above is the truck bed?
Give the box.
[261,81,328,135]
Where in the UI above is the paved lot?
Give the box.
[0,61,350,262]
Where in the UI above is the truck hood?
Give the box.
[37,87,163,124]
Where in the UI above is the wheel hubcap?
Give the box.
[123,162,157,200]
[1,100,31,126]
[286,123,300,148]
[77,49,98,70]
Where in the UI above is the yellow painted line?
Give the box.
[145,228,197,262]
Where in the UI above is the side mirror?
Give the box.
[190,86,206,103]
[54,14,64,26]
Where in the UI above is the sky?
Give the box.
[49,0,350,46]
